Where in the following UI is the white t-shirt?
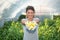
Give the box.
[21,18,39,40]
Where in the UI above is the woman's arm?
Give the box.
[32,18,40,30]
[21,19,26,25]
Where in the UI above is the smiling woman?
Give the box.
[21,6,40,40]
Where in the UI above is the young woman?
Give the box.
[21,6,40,40]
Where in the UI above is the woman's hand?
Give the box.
[25,21,37,30]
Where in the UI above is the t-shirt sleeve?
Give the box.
[21,19,25,22]
[21,19,26,25]
[36,18,40,21]
[34,18,40,22]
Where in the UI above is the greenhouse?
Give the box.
[0,0,60,40]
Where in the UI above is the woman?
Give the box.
[21,6,40,40]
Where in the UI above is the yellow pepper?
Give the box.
[25,21,37,30]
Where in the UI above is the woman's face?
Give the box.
[26,9,35,19]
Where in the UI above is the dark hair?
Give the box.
[26,6,35,13]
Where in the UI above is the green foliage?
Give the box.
[0,21,23,40]
[18,15,26,21]
[0,18,60,40]
[38,18,60,40]
[53,15,60,19]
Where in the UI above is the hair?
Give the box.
[26,6,35,13]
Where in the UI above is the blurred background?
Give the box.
[0,0,60,40]
[0,0,60,26]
